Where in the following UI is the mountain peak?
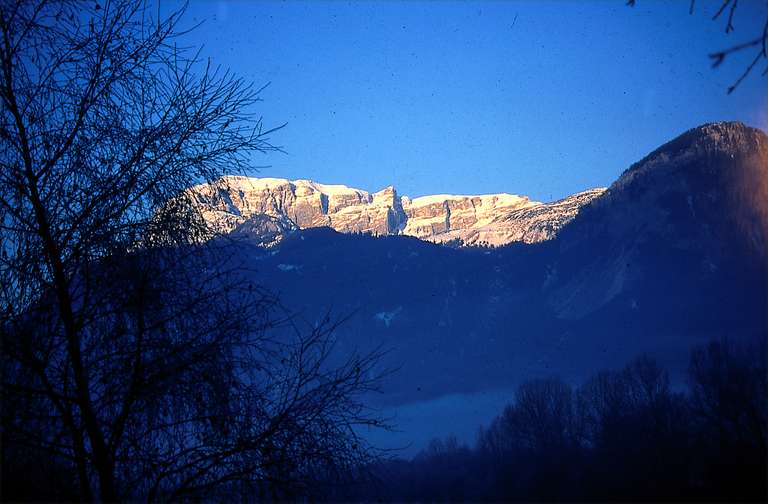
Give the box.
[674,121,765,153]
[693,120,749,133]
[612,122,767,191]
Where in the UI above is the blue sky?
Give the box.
[167,0,767,201]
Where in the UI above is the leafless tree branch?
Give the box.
[628,0,768,93]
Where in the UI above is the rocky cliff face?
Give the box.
[190,177,605,247]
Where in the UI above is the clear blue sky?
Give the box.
[166,0,767,201]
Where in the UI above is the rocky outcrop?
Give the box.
[189,176,606,247]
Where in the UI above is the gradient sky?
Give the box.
[165,0,767,201]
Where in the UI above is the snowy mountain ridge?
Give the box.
[189,176,606,247]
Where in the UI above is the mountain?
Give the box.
[204,122,767,450]
[189,176,606,247]
[548,121,768,319]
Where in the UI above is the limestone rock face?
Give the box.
[189,176,606,247]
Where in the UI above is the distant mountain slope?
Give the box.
[222,122,766,405]
[189,176,606,247]
[195,122,766,451]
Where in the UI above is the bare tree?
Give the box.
[0,1,386,501]
[688,339,767,449]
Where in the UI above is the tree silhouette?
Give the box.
[352,344,765,502]
[0,1,386,500]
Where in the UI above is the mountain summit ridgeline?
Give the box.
[189,177,605,247]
